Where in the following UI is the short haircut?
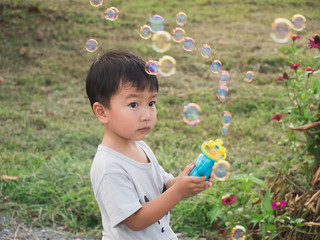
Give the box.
[86,49,159,109]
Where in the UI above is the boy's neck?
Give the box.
[101,132,149,164]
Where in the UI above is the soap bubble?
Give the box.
[222,111,232,125]
[201,44,211,58]
[219,71,230,85]
[183,103,201,125]
[244,71,254,83]
[291,14,306,31]
[104,7,119,21]
[145,60,160,75]
[182,37,195,51]
[176,12,187,26]
[140,25,152,39]
[212,160,230,181]
[90,0,103,7]
[221,125,229,136]
[211,60,222,74]
[159,56,176,77]
[152,31,172,53]
[172,28,185,43]
[232,225,246,240]
[217,85,228,102]
[271,18,293,43]
[85,39,98,52]
[149,15,165,32]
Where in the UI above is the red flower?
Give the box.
[272,113,284,121]
[290,63,300,70]
[290,34,300,41]
[271,201,286,210]
[302,66,316,73]
[221,194,236,205]
[308,34,320,49]
[277,72,290,82]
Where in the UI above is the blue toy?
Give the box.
[189,139,227,180]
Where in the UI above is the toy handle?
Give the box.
[189,154,216,181]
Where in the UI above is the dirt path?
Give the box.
[0,214,191,240]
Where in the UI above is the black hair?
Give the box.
[86,49,158,109]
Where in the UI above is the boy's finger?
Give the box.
[189,176,206,183]
[182,162,195,175]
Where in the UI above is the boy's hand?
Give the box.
[172,162,212,199]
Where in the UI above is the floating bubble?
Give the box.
[159,56,176,77]
[217,85,228,102]
[232,225,246,240]
[291,14,306,31]
[244,71,254,83]
[85,39,98,52]
[172,28,185,43]
[222,111,232,125]
[221,125,229,136]
[212,160,230,181]
[149,15,165,32]
[140,25,152,39]
[211,60,222,74]
[182,37,195,51]
[152,31,172,53]
[90,0,103,7]
[201,44,211,58]
[104,7,119,21]
[183,103,201,125]
[219,71,230,85]
[145,60,160,75]
[271,18,293,43]
[176,12,187,26]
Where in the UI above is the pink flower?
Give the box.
[308,34,320,49]
[271,201,287,210]
[290,63,300,70]
[272,113,284,121]
[277,72,290,82]
[302,66,316,73]
[221,194,236,205]
[290,34,300,41]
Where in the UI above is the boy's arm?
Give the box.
[122,163,211,231]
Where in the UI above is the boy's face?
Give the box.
[103,83,158,143]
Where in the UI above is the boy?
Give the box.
[86,49,212,240]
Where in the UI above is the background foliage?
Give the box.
[1,0,319,239]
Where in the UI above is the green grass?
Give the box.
[1,0,319,238]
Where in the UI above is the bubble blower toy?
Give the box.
[189,139,228,181]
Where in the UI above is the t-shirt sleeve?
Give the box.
[159,165,174,185]
[96,173,142,228]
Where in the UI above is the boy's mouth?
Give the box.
[138,126,150,132]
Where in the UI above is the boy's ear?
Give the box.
[92,102,109,124]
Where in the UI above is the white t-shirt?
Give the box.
[90,141,178,240]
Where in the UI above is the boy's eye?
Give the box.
[129,102,138,108]
[149,101,156,107]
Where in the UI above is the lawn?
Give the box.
[1,0,319,239]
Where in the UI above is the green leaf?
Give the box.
[249,212,263,224]
[261,222,266,240]
[229,174,265,188]
[249,176,266,188]
[208,196,222,204]
[262,189,273,216]
[208,206,223,224]
[267,223,276,231]
[312,79,319,94]
[229,174,249,181]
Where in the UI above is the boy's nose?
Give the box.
[140,108,151,121]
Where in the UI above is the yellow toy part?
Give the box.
[201,139,227,161]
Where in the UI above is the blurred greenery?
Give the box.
[1,0,319,239]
